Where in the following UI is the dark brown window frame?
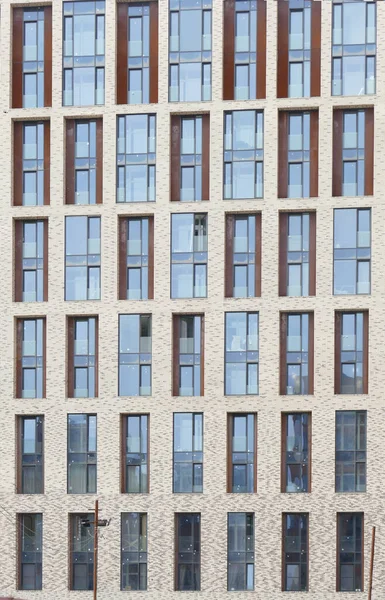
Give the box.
[13,120,50,207]
[281,412,312,493]
[67,316,99,399]
[65,118,103,205]
[278,211,316,297]
[226,413,258,493]
[69,512,94,591]
[17,512,43,591]
[281,512,309,592]
[279,312,314,395]
[16,317,46,399]
[174,513,201,591]
[334,311,369,395]
[14,218,48,302]
[336,512,364,592]
[118,215,154,300]
[120,413,150,494]
[16,415,44,495]
[172,314,205,397]
[225,212,262,298]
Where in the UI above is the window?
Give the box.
[14,121,50,207]
[17,416,43,494]
[65,216,101,300]
[175,514,200,591]
[333,108,374,197]
[68,317,98,398]
[121,513,148,590]
[63,1,105,106]
[121,414,149,493]
[16,318,45,399]
[171,214,207,298]
[12,7,52,108]
[228,513,254,591]
[279,212,316,297]
[18,514,42,590]
[225,312,259,395]
[117,3,158,104]
[169,0,212,102]
[281,413,311,493]
[332,0,376,96]
[336,411,366,493]
[280,313,314,395]
[119,315,152,396]
[119,217,154,300]
[173,413,203,493]
[282,513,308,591]
[70,513,94,590]
[225,213,261,298]
[67,414,97,494]
[14,220,47,302]
[335,312,368,394]
[227,413,257,493]
[337,513,363,591]
[278,111,319,198]
[334,209,371,295]
[172,315,204,396]
[224,111,264,200]
[117,114,156,203]
[66,119,103,204]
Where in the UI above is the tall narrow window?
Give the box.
[63,1,105,106]
[169,0,212,102]
[68,317,98,398]
[227,413,257,493]
[225,213,261,298]
[119,217,154,300]
[337,513,363,591]
[68,414,97,494]
[12,6,52,108]
[175,514,201,591]
[336,411,366,493]
[280,313,314,395]
[228,513,254,591]
[119,315,152,396]
[224,111,264,200]
[282,513,308,591]
[173,413,203,493]
[65,216,101,301]
[279,212,316,297]
[16,318,45,399]
[172,315,204,397]
[332,0,376,96]
[13,121,50,207]
[117,115,156,203]
[171,214,207,298]
[334,209,371,295]
[15,220,48,302]
[66,119,103,205]
[18,514,42,590]
[281,413,311,493]
[70,514,94,590]
[18,416,44,494]
[121,513,148,590]
[335,312,368,394]
[121,414,149,493]
[225,312,259,395]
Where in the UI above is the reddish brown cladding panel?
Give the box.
[117,3,128,104]
[311,0,321,97]
[256,0,266,99]
[223,0,235,100]
[277,0,289,98]
[149,2,159,104]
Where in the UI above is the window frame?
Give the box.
[67,316,98,399]
[17,415,44,495]
[67,413,97,494]
[16,317,46,399]
[280,312,314,395]
[119,216,154,300]
[13,120,50,207]
[173,412,203,494]
[281,412,312,493]
[336,512,364,592]
[14,218,48,303]
[335,410,367,493]
[121,414,150,494]
[65,118,103,205]
[18,513,43,590]
[279,211,316,297]
[174,513,201,591]
[282,512,309,592]
[121,512,148,590]
[172,314,204,397]
[334,311,369,395]
[227,413,258,493]
[225,212,262,298]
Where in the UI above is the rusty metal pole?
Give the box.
[93,499,99,600]
[368,526,375,600]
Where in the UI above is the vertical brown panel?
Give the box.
[334,312,341,394]
[43,121,50,205]
[200,315,204,396]
[279,313,287,395]
[226,414,232,493]
[363,311,369,395]
[15,220,23,302]
[44,6,52,107]
[118,218,127,300]
[16,319,23,398]
[225,214,234,298]
[42,318,46,398]
[12,8,23,109]
[14,122,23,206]
[255,213,262,297]
[310,0,321,97]
[279,213,288,296]
[170,116,181,201]
[364,108,374,196]
[172,315,180,396]
[121,415,127,493]
[95,317,99,398]
[117,3,128,104]
[43,219,48,301]
[309,111,319,197]
[149,2,159,104]
[307,412,312,492]
[256,0,266,99]
[202,114,210,201]
[278,112,288,198]
[361,514,365,592]
[67,317,75,398]
[277,0,289,98]
[253,413,258,493]
[65,120,75,205]
[333,110,343,197]
[96,119,103,204]
[16,417,22,493]
[17,514,22,589]
[174,514,179,590]
[281,514,285,591]
[223,0,235,100]
[308,312,314,395]
[336,514,340,591]
[148,216,154,299]
[309,211,316,296]
[281,414,287,492]
[147,413,150,493]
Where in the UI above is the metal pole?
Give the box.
[368,525,375,600]
[93,499,99,600]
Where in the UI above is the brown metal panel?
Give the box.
[202,114,210,201]
[14,122,23,206]
[281,414,287,492]
[256,0,266,99]
[149,2,159,104]
[255,213,262,297]
[336,514,340,591]
[147,413,150,493]
[310,0,321,97]
[174,514,179,590]
[363,311,369,395]
[279,313,287,395]
[16,417,22,493]
[308,312,314,395]
[309,211,316,296]
[309,111,319,197]
[281,513,285,591]
[226,414,232,493]
[172,315,180,396]
[16,320,23,398]
[148,216,154,299]
[43,121,50,205]
[278,112,288,198]
[334,312,341,394]
[277,0,289,98]
[67,317,75,398]
[223,0,235,100]
[225,214,234,298]
[121,415,127,493]
[117,3,128,104]
[43,219,48,301]
[333,110,343,197]
[118,218,127,300]
[170,116,181,202]
[200,315,204,396]
[42,318,46,398]
[44,6,52,107]
[307,412,312,492]
[94,317,99,398]
[364,108,374,196]
[253,413,258,493]
[12,8,23,109]
[96,119,103,204]
[14,220,23,302]
[279,212,288,297]
[65,120,75,205]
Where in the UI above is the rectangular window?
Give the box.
[337,513,363,591]
[334,208,371,295]
[70,513,94,590]
[121,513,148,590]
[14,220,47,302]
[17,416,44,494]
[175,514,200,591]
[335,311,368,394]
[67,414,97,494]
[65,216,101,300]
[119,315,152,396]
[281,413,311,493]
[172,315,204,397]
[117,114,156,203]
[224,110,264,200]
[336,411,366,493]
[332,0,376,96]
[18,513,42,590]
[225,213,261,298]
[63,1,105,106]
[173,413,203,493]
[169,0,212,101]
[171,214,207,298]
[119,216,154,300]
[16,318,45,399]
[68,317,98,398]
[227,413,257,493]
[121,414,149,493]
[66,119,103,205]
[228,513,254,591]
[14,121,50,207]
[280,313,314,395]
[225,312,259,395]
[279,212,316,297]
[282,513,308,591]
